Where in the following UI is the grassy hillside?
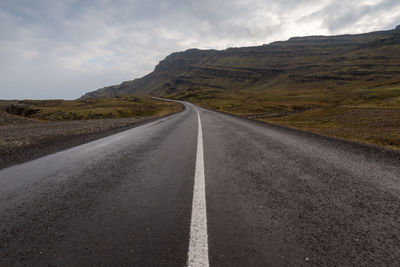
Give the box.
[1,97,182,122]
[83,27,400,98]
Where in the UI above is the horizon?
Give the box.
[1,0,400,100]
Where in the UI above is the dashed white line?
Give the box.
[187,109,209,267]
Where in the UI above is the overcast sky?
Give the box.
[1,0,399,99]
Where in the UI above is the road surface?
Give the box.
[1,101,400,266]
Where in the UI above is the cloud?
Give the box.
[0,0,399,99]
[306,0,400,33]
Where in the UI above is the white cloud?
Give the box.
[0,0,399,99]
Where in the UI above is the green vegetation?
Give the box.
[2,97,182,121]
[266,107,400,150]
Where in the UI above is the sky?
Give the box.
[1,0,399,99]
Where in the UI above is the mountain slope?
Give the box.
[82,26,400,98]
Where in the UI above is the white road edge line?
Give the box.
[187,109,209,267]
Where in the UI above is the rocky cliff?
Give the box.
[82,26,400,98]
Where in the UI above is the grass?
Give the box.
[2,96,183,122]
[265,107,400,150]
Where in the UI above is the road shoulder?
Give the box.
[0,111,183,169]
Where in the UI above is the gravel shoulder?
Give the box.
[0,113,174,169]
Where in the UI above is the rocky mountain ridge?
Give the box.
[82,26,400,98]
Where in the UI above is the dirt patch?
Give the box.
[0,111,38,126]
[0,116,161,169]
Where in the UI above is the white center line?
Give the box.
[187,109,209,267]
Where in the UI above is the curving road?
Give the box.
[1,101,400,266]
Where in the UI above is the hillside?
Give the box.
[83,26,400,98]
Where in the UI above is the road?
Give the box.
[1,101,400,266]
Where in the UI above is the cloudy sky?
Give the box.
[1,0,399,99]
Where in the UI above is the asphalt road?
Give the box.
[1,101,400,266]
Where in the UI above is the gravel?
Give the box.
[0,115,160,169]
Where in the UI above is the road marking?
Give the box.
[187,109,209,267]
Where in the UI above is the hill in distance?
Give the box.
[82,26,400,150]
[83,26,400,98]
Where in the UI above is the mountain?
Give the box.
[82,26,400,99]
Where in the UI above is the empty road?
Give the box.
[1,101,400,266]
